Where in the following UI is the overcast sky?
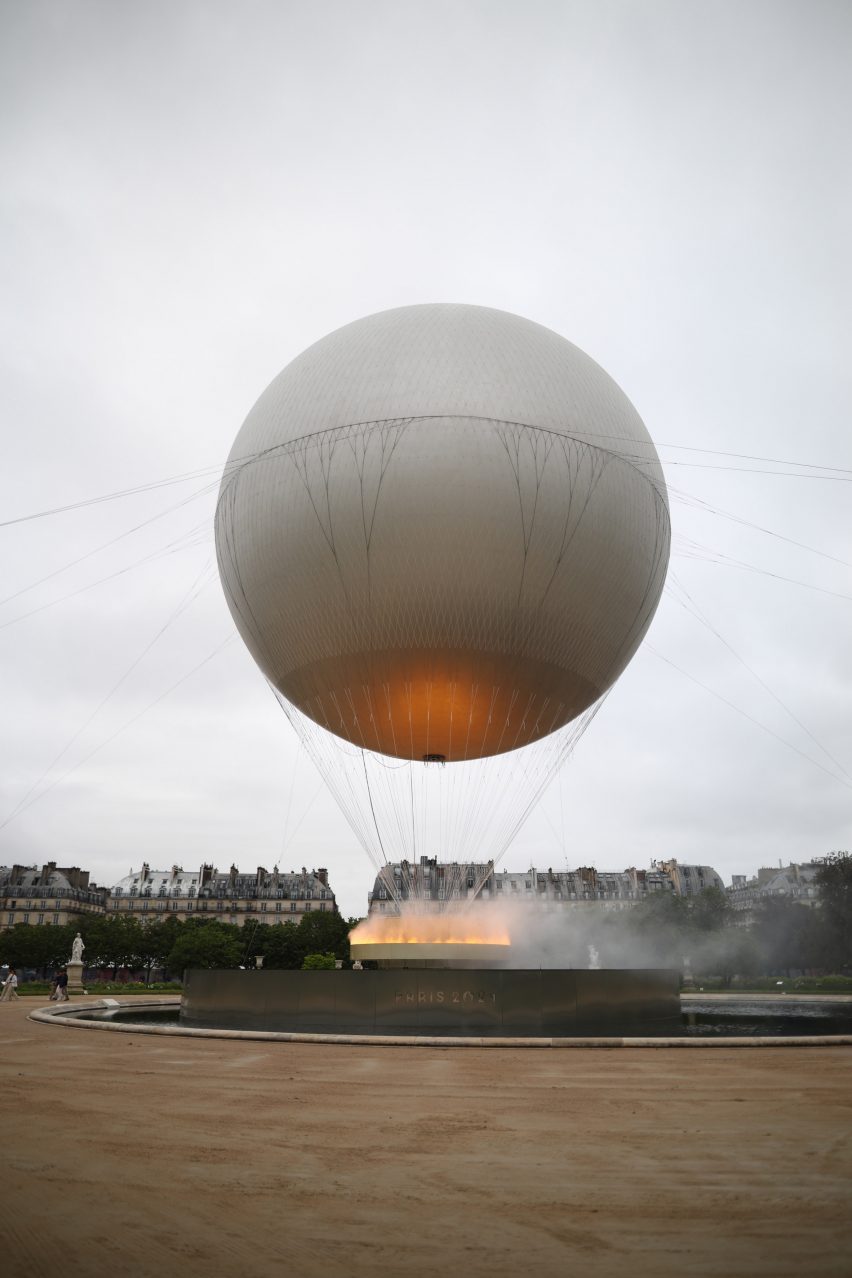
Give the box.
[1,0,850,917]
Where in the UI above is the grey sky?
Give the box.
[1,0,850,917]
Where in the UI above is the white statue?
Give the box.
[587,944,601,970]
[71,932,85,964]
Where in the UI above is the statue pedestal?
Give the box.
[66,961,85,995]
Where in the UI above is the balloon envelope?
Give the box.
[216,304,669,761]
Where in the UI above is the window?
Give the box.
[38,913,45,925]
[496,880,503,890]
[217,901,224,911]
[186,901,193,912]
[7,913,14,925]
[171,901,178,911]
[53,914,60,925]
[290,902,296,913]
[142,900,149,911]
[320,890,327,900]
[128,900,134,911]
[320,902,326,912]
[55,898,61,908]
[23,912,30,923]
[305,904,311,912]
[276,902,282,913]
[112,900,120,910]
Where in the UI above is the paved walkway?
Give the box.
[2,999,851,1278]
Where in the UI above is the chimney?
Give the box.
[316,867,328,886]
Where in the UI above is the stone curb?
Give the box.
[27,998,852,1048]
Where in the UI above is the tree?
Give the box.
[627,891,690,965]
[137,917,183,983]
[37,923,79,975]
[167,921,243,974]
[752,898,817,976]
[302,952,336,969]
[711,927,760,988]
[688,886,731,933]
[297,910,350,961]
[81,915,145,976]
[0,923,83,977]
[814,852,852,972]
[0,923,43,972]
[259,922,304,970]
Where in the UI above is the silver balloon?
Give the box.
[216,304,669,766]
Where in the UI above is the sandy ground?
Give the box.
[2,999,851,1278]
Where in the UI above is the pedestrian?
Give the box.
[54,967,69,1002]
[0,967,19,1001]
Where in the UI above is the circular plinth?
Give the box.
[175,968,681,1037]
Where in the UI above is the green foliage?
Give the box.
[627,891,690,965]
[1,910,354,979]
[259,922,304,969]
[297,909,351,959]
[255,911,353,969]
[17,980,183,996]
[301,952,336,970]
[0,922,77,972]
[687,885,731,932]
[80,914,145,973]
[751,898,819,976]
[622,887,816,981]
[167,921,244,973]
[814,852,852,971]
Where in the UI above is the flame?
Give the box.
[349,912,511,947]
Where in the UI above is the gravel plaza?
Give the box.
[2,998,851,1278]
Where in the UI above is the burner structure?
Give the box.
[348,939,511,968]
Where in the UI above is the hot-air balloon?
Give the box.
[214,303,670,977]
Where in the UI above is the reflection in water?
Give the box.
[73,1000,852,1038]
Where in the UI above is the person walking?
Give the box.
[0,968,19,1001]
[54,968,69,1002]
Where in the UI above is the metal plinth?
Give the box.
[181,969,681,1037]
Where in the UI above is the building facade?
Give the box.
[108,863,336,927]
[0,862,106,930]
[367,856,725,914]
[0,861,337,931]
[728,862,820,924]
